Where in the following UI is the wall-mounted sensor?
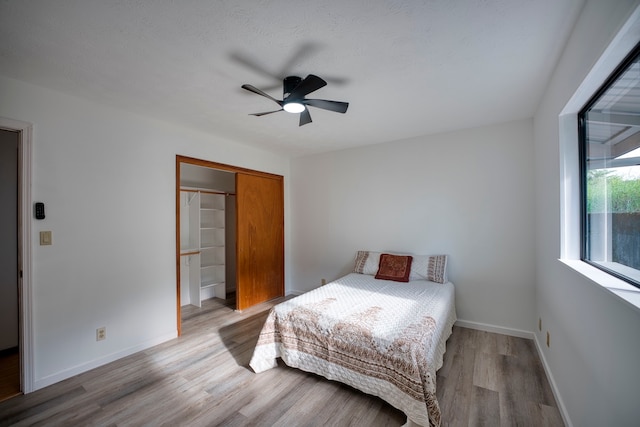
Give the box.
[34,202,45,220]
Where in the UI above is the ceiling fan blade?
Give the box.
[230,53,279,80]
[303,99,349,114]
[250,109,283,116]
[299,108,312,126]
[241,84,283,106]
[288,74,327,100]
[276,42,321,77]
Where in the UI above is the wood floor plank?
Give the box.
[472,351,501,392]
[234,371,322,427]
[528,401,566,427]
[0,385,87,426]
[266,375,336,426]
[237,364,308,419]
[11,401,102,427]
[438,346,477,426]
[0,299,563,426]
[468,385,500,427]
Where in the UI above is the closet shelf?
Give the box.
[201,263,225,269]
[201,280,225,289]
[200,244,224,249]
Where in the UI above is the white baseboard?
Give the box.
[454,319,534,339]
[533,335,573,427]
[33,331,177,391]
[287,290,304,296]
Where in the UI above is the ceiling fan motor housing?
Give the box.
[283,76,302,99]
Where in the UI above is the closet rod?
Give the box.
[180,188,236,196]
[180,250,200,256]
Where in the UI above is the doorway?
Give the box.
[0,117,33,396]
[175,155,284,335]
[0,129,20,401]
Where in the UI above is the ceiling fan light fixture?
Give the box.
[242,74,348,126]
[283,102,305,113]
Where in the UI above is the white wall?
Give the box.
[0,75,290,389]
[534,1,640,426]
[290,119,536,333]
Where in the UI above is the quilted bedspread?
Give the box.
[249,273,457,427]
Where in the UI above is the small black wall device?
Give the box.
[34,202,45,220]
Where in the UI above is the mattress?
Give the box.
[249,273,457,427]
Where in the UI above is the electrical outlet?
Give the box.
[96,327,106,341]
[546,331,550,347]
[539,318,542,331]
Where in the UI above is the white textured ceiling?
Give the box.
[0,0,584,157]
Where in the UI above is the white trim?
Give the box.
[34,331,177,390]
[287,290,304,296]
[454,319,533,339]
[533,334,573,427]
[558,113,581,260]
[0,116,34,393]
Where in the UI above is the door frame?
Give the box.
[0,117,34,393]
[175,155,284,335]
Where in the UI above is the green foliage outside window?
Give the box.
[587,170,640,213]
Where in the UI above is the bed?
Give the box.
[249,252,456,427]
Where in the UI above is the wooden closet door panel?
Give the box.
[236,173,284,310]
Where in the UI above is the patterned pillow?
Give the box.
[355,250,449,283]
[426,255,448,284]
[375,253,413,282]
[410,254,449,284]
[354,250,381,275]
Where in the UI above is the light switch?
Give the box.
[40,231,52,246]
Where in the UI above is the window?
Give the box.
[580,42,640,289]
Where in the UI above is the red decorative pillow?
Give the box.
[375,253,413,282]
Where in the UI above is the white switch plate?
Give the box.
[40,231,52,245]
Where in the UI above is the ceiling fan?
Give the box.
[241,74,349,126]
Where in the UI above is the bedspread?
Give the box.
[249,273,456,427]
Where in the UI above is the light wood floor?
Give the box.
[0,348,20,403]
[0,297,563,426]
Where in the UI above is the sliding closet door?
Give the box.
[236,173,284,310]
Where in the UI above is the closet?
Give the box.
[175,155,284,335]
